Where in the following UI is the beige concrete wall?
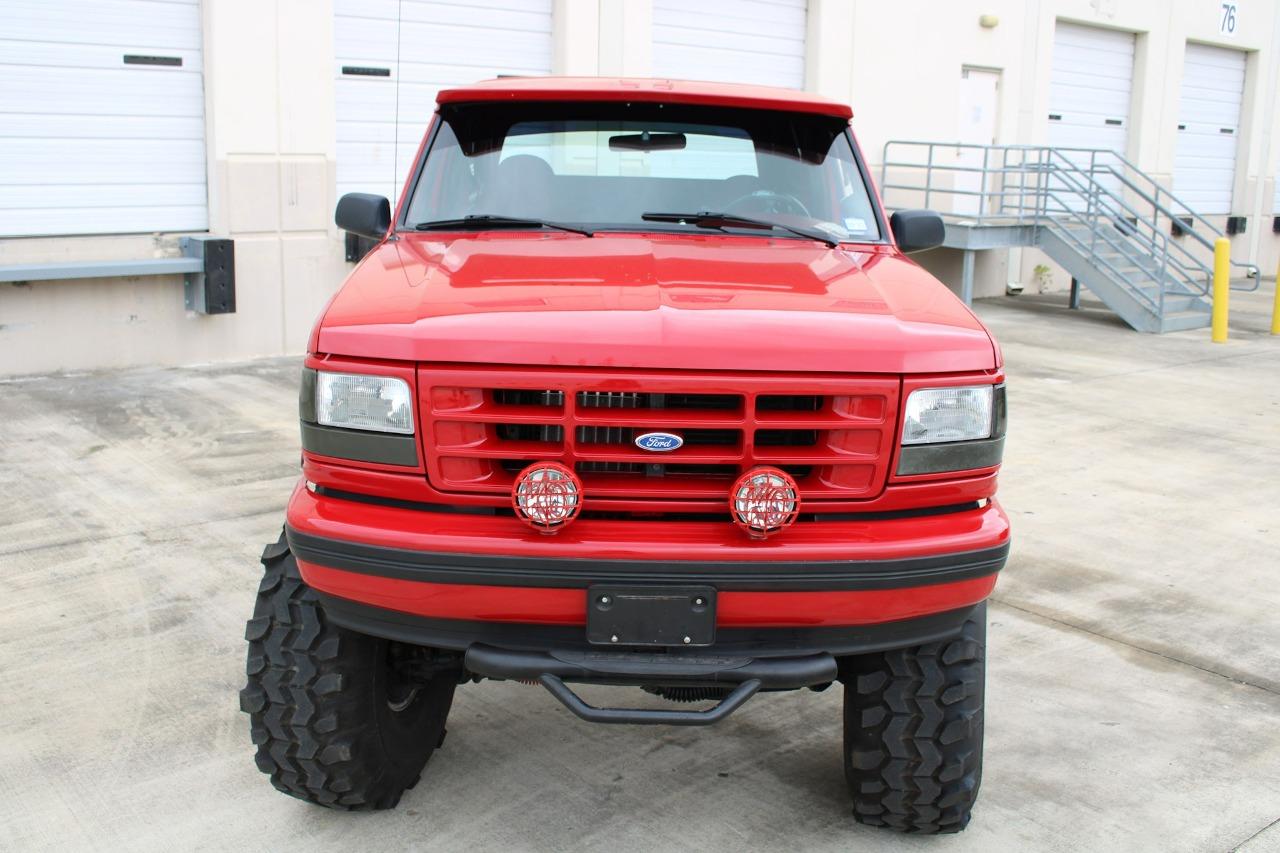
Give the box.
[1251,3,1280,279]
[553,0,601,75]
[3,0,1279,376]
[597,0,651,76]
[914,245,1012,302]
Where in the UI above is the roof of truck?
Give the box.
[435,77,853,119]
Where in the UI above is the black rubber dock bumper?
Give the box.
[464,644,837,726]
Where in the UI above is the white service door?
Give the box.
[334,0,553,207]
[953,68,1000,217]
[0,0,208,237]
[1174,43,1246,216]
[651,0,807,90]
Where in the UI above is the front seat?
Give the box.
[482,155,555,219]
[719,174,761,209]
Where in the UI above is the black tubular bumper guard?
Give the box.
[464,644,837,726]
[539,676,761,726]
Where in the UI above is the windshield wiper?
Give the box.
[414,215,593,237]
[641,211,838,248]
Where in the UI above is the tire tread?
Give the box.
[240,535,452,810]
[841,606,986,834]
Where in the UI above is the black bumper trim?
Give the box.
[313,483,983,523]
[897,435,1005,476]
[287,527,1008,592]
[300,421,418,467]
[318,593,982,659]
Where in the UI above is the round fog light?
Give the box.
[512,462,582,534]
[730,467,800,539]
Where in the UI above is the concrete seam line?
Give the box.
[0,505,283,558]
[1231,815,1280,852]
[990,597,1280,698]
[1071,348,1277,384]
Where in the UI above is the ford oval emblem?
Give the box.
[635,431,683,452]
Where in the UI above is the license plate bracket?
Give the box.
[586,585,716,647]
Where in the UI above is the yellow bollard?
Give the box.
[1273,260,1280,335]
[1211,238,1230,343]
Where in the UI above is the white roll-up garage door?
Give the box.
[651,0,806,90]
[1047,23,1134,154]
[1174,43,1246,216]
[0,0,208,237]
[334,0,553,206]
[1045,23,1134,212]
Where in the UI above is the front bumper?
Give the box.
[316,591,985,660]
[286,480,1009,637]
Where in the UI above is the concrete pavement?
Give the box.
[2,286,1279,852]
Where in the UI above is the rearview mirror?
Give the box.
[889,209,946,254]
[336,193,391,240]
[608,131,687,152]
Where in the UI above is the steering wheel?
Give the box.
[724,190,811,219]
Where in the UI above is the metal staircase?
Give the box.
[879,142,1259,332]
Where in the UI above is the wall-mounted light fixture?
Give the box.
[979,14,999,28]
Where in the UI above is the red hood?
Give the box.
[317,233,996,374]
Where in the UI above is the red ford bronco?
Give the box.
[240,78,1008,834]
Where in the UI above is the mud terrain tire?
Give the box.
[240,536,456,809]
[840,603,986,833]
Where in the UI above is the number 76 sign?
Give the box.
[1220,2,1239,37]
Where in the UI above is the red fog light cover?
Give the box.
[730,467,800,539]
[512,462,583,534]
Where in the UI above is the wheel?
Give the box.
[239,533,458,810]
[840,603,986,834]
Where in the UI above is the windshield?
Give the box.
[403,102,882,243]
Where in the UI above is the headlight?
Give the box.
[896,384,1006,476]
[315,371,413,434]
[902,386,993,445]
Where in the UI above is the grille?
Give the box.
[578,391,740,411]
[423,368,899,501]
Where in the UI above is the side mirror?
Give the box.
[890,209,945,254]
[335,193,391,240]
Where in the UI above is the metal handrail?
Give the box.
[883,140,1260,291]
[1038,148,1237,274]
[881,143,1210,275]
[1076,144,1229,246]
[880,156,1205,303]
[1015,158,1207,303]
[1035,185,1173,312]
[880,141,1260,297]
